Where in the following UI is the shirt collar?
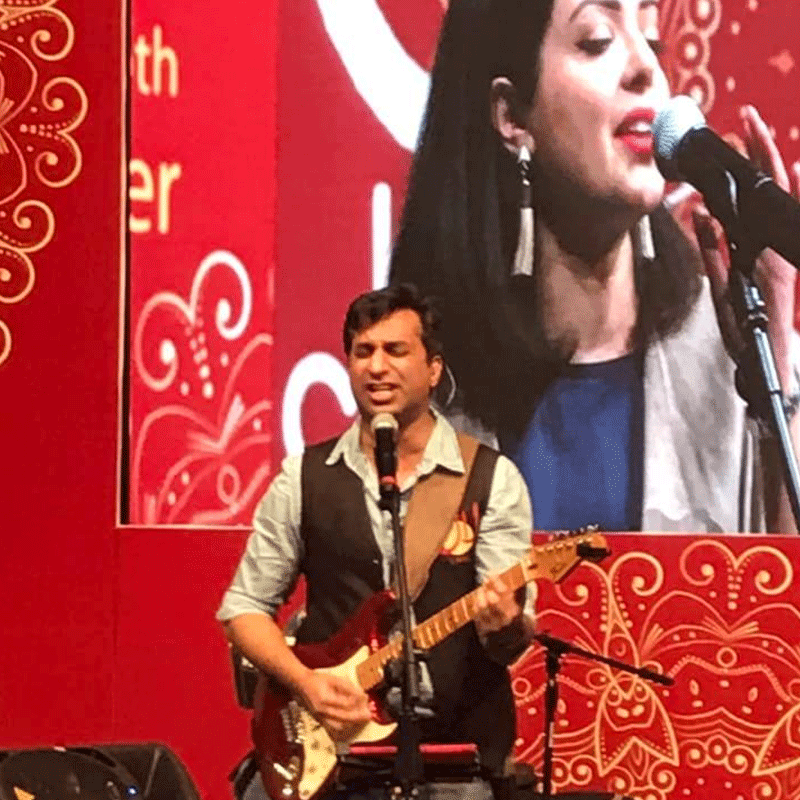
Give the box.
[325,407,465,484]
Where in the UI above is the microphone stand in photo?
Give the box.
[691,151,800,531]
[532,633,674,800]
[653,95,800,530]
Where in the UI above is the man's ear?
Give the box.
[429,355,444,391]
[490,77,535,155]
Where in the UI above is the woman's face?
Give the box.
[527,0,669,216]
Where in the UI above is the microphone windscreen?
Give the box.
[371,412,398,436]
[653,95,706,179]
[371,413,398,485]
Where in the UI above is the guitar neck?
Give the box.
[356,561,528,691]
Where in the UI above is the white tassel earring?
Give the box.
[512,145,534,276]
[636,213,656,262]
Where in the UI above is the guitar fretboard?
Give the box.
[356,561,528,691]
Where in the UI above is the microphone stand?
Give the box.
[379,481,428,800]
[533,633,673,799]
[694,158,800,531]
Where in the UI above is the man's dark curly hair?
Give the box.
[343,283,443,361]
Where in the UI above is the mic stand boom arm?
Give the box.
[690,150,800,532]
[533,632,673,800]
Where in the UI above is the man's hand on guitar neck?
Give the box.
[474,574,523,634]
[474,575,536,665]
[295,671,372,741]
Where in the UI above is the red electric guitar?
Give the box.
[251,529,610,800]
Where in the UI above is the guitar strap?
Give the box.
[401,433,485,601]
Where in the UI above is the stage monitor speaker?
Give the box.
[0,744,199,800]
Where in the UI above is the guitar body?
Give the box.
[251,590,400,800]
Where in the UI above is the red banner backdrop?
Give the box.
[127,0,275,526]
[518,534,800,798]
[0,0,124,759]
[0,2,90,370]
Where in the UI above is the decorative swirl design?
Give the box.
[680,539,794,595]
[0,0,86,367]
[608,551,665,598]
[0,246,34,304]
[133,250,252,393]
[0,318,10,363]
[30,77,87,187]
[3,199,56,252]
[513,539,800,800]
[0,1,75,61]
[129,250,273,525]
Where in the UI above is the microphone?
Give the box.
[653,95,800,268]
[371,413,399,500]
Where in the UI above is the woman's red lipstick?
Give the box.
[615,108,657,156]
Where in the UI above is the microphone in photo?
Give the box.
[371,412,399,501]
[653,95,800,269]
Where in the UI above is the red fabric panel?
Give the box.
[515,533,800,798]
[0,0,123,744]
[114,528,253,800]
[127,0,277,525]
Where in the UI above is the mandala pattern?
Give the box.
[0,0,87,367]
[512,537,800,799]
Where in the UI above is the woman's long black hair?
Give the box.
[389,0,702,438]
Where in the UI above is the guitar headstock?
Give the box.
[524,525,610,584]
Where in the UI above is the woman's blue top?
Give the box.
[509,352,645,532]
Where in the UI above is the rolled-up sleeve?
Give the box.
[216,455,304,621]
[475,453,535,614]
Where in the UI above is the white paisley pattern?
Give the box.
[129,250,273,525]
[0,0,87,367]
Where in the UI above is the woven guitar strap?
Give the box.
[401,433,484,600]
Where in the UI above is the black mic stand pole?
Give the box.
[694,157,800,531]
[729,263,800,529]
[533,632,673,799]
[379,482,428,800]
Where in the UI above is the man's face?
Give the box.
[347,308,442,427]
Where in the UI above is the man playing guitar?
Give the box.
[218,284,537,800]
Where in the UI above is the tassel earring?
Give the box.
[512,145,534,276]
[636,213,656,262]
